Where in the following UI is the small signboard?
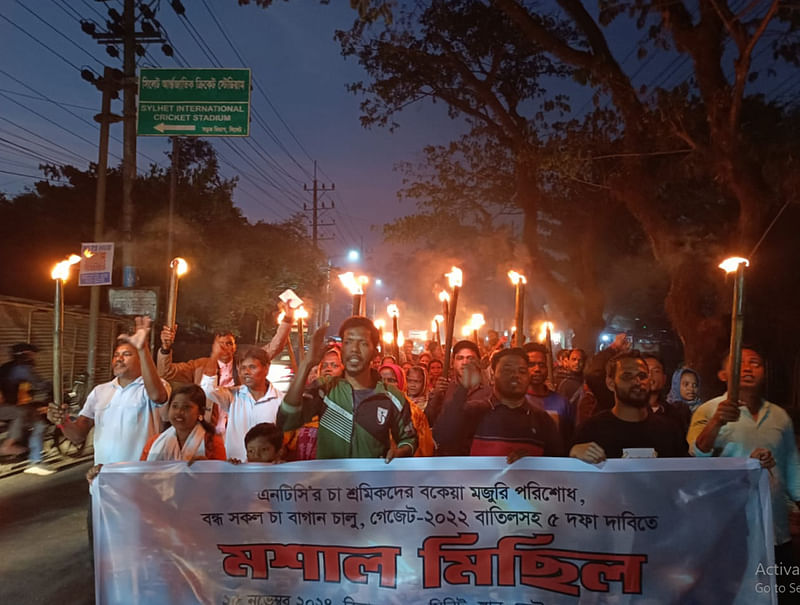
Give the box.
[108,288,159,320]
[79,242,114,286]
[137,68,251,137]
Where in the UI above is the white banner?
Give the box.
[93,457,776,605]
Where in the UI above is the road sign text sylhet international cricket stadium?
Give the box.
[137,68,250,137]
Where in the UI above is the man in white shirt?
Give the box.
[201,347,283,461]
[55,316,170,464]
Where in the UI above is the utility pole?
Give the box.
[83,67,123,391]
[303,161,335,249]
[82,0,169,286]
[304,161,335,330]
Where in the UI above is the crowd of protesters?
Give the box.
[24,306,797,599]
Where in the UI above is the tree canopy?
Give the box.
[0,139,325,339]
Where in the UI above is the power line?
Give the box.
[0,116,94,165]
[15,0,105,68]
[0,12,83,71]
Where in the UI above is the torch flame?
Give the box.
[170,257,189,276]
[508,270,527,285]
[718,257,750,274]
[358,275,369,286]
[338,272,363,295]
[51,254,82,281]
[374,319,386,330]
[438,290,450,302]
[470,313,485,330]
[383,331,394,344]
[387,304,399,318]
[83,249,94,258]
[538,321,555,343]
[397,331,405,347]
[432,315,444,333]
[445,266,463,288]
[295,306,309,320]
[461,324,472,337]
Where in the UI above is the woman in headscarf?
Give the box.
[378,362,434,456]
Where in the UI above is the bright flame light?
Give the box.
[470,313,485,330]
[397,331,405,347]
[338,272,363,295]
[461,324,472,337]
[719,257,750,274]
[295,306,309,320]
[432,315,444,333]
[387,304,399,318]
[445,266,463,288]
[374,319,386,330]
[83,249,94,258]
[438,290,450,302]
[171,257,188,276]
[277,311,286,324]
[358,275,369,287]
[538,321,555,343]
[507,270,527,285]
[51,254,81,281]
[383,331,394,344]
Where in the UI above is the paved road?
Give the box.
[0,461,95,605]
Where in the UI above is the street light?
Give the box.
[347,249,360,262]
[51,254,81,407]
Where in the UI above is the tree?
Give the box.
[336,0,800,384]
[0,140,325,339]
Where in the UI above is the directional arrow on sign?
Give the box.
[154,123,196,133]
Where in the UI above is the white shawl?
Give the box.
[146,423,207,461]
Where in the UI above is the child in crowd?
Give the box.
[667,367,702,413]
[141,384,226,461]
[229,422,284,464]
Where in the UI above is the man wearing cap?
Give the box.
[0,343,53,474]
[425,340,492,455]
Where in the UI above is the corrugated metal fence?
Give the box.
[0,296,127,394]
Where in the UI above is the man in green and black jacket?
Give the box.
[278,316,417,461]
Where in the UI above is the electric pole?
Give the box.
[303,161,335,249]
[82,0,169,285]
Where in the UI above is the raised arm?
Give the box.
[264,305,294,361]
[120,317,168,404]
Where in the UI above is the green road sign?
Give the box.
[137,68,250,137]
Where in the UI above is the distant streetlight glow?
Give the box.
[347,249,360,262]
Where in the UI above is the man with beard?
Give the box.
[570,351,687,462]
[278,316,417,461]
[201,347,283,463]
[434,348,561,461]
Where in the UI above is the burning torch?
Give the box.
[51,254,81,406]
[470,313,485,347]
[339,272,363,316]
[432,315,444,347]
[719,257,749,405]
[508,270,527,346]
[443,266,462,378]
[295,306,309,362]
[387,304,400,360]
[166,257,188,330]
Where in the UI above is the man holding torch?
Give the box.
[278,316,417,461]
[688,347,800,579]
[425,340,491,453]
